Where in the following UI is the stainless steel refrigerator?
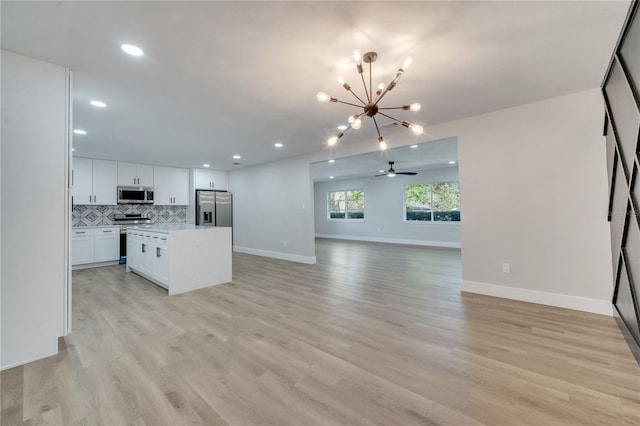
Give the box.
[195,190,233,227]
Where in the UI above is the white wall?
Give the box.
[230,155,316,264]
[231,88,613,315]
[314,167,460,247]
[1,50,70,369]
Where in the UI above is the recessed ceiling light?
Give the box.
[274,143,284,148]
[328,159,335,163]
[233,155,241,159]
[449,160,456,164]
[90,100,107,108]
[329,176,335,179]
[121,44,144,56]
[337,125,347,131]
[379,170,385,173]
[73,129,87,135]
[203,164,210,168]
[410,144,418,148]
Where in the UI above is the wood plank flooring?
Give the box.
[2,238,639,425]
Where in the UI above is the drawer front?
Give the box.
[72,228,95,238]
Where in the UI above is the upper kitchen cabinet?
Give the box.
[194,168,228,190]
[118,162,154,186]
[154,166,189,205]
[72,157,118,205]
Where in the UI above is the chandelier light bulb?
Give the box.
[402,57,413,70]
[354,50,361,63]
[337,76,345,85]
[378,137,387,151]
[327,135,338,146]
[410,103,421,111]
[348,115,355,123]
[352,117,362,130]
[317,92,331,102]
[411,124,424,135]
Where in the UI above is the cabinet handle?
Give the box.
[89,195,92,203]
[94,195,96,203]
[103,230,113,233]
[76,231,86,234]
[156,247,161,257]
[142,243,146,253]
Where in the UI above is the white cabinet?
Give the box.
[72,158,117,205]
[72,228,95,265]
[194,168,228,190]
[94,228,119,262]
[154,166,189,205]
[118,162,154,186]
[127,230,169,288]
[72,227,120,266]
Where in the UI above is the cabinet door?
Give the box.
[155,244,169,285]
[194,169,214,189]
[72,157,94,205]
[127,233,136,268]
[72,236,94,265]
[172,167,190,205]
[211,170,228,190]
[92,160,118,205]
[137,164,154,187]
[117,162,138,186]
[153,166,173,205]
[94,229,119,262]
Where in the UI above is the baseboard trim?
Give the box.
[233,246,317,265]
[315,234,461,249]
[72,260,119,270]
[461,280,613,316]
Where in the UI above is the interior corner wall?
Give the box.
[314,167,461,247]
[430,89,612,314]
[1,50,68,369]
[229,156,316,264]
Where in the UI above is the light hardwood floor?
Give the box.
[2,239,639,425]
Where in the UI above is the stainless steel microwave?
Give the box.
[117,186,154,204]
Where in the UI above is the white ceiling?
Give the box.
[1,1,630,170]
[312,137,457,182]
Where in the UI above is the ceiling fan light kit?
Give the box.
[318,51,424,151]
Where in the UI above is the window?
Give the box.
[405,182,460,221]
[328,190,365,219]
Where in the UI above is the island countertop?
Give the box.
[130,223,230,233]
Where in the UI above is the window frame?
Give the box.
[327,189,365,221]
[403,181,461,223]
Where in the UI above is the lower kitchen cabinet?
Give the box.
[127,230,169,287]
[72,227,120,267]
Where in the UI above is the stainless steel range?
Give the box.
[113,214,151,261]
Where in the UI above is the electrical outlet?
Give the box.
[502,263,511,274]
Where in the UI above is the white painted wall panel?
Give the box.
[1,50,69,369]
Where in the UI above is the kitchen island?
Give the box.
[126,224,231,295]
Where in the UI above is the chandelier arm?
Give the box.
[360,73,370,103]
[347,89,367,105]
[377,111,405,123]
[335,99,364,108]
[372,116,382,138]
[369,62,373,104]
[378,106,409,110]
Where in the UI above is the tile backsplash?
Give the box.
[73,204,187,227]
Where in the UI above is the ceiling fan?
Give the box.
[375,161,418,177]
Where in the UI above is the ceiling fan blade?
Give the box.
[396,172,418,175]
[374,173,388,177]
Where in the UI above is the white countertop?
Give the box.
[72,225,119,229]
[129,224,229,233]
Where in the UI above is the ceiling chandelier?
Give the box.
[317,50,423,151]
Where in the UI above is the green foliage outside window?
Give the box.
[405,182,460,221]
[328,190,365,219]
